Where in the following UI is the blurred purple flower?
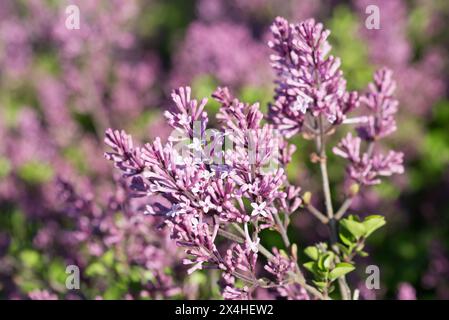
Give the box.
[397,283,416,300]
[171,22,269,88]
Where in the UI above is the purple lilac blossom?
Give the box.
[105,85,302,299]
[268,17,359,138]
[333,69,404,186]
[397,283,417,300]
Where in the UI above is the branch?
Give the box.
[273,212,291,247]
[335,197,354,220]
[303,201,329,224]
[316,115,352,300]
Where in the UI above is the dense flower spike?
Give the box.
[106,84,307,299]
[268,17,359,138]
[104,129,145,176]
[356,68,398,141]
[333,69,404,185]
[265,249,310,300]
[333,133,404,185]
[221,243,258,300]
[165,86,209,139]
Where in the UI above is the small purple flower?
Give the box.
[250,201,268,217]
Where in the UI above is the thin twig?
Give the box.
[318,117,334,220]
[335,197,354,220]
[273,212,291,247]
[217,228,244,243]
[305,203,329,224]
[316,115,351,300]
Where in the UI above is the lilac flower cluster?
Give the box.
[107,16,404,300]
[268,18,359,138]
[106,85,310,299]
[265,248,310,300]
[267,17,403,186]
[0,0,421,299]
[333,69,404,186]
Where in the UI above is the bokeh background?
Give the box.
[0,0,448,299]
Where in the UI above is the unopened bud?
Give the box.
[291,243,298,259]
[303,191,312,205]
[280,249,289,258]
[349,183,360,196]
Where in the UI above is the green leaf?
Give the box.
[358,250,369,257]
[130,266,142,282]
[329,263,355,280]
[189,272,207,286]
[312,281,327,289]
[340,218,366,239]
[362,215,386,237]
[303,261,317,273]
[336,243,351,257]
[100,249,115,267]
[20,250,41,268]
[48,260,67,286]
[304,246,319,261]
[17,161,54,185]
[323,252,334,269]
[318,252,334,271]
[339,227,356,246]
[0,157,11,179]
[85,262,107,277]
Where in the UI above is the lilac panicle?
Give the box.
[165,86,209,139]
[265,248,310,300]
[354,0,445,117]
[105,84,304,299]
[104,129,144,176]
[333,133,404,185]
[169,214,220,274]
[221,243,258,300]
[356,68,398,141]
[333,68,404,186]
[106,84,293,225]
[268,17,359,138]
